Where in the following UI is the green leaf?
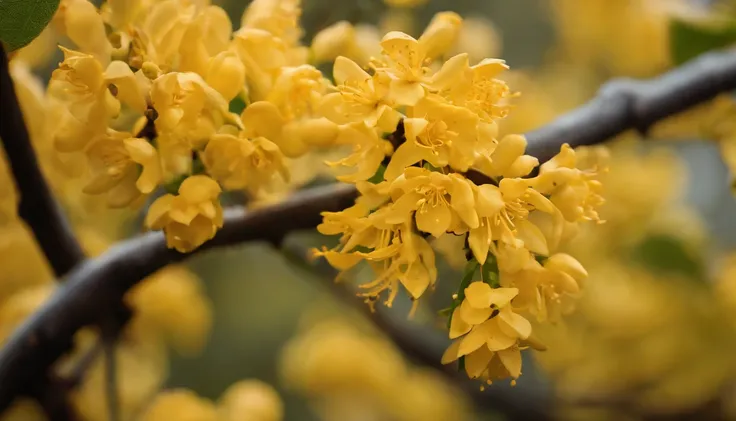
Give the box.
[367,164,386,184]
[631,234,705,281]
[0,0,60,52]
[446,259,479,329]
[229,96,247,115]
[669,18,736,65]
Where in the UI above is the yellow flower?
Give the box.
[83,131,162,207]
[145,175,224,252]
[315,213,437,305]
[468,178,556,264]
[218,380,283,421]
[326,123,393,183]
[62,0,112,64]
[140,390,219,421]
[240,100,338,158]
[310,21,380,67]
[266,64,326,120]
[416,11,463,62]
[319,56,401,132]
[438,55,513,123]
[442,281,531,380]
[232,28,288,101]
[127,265,213,355]
[150,72,233,175]
[449,282,519,338]
[49,47,146,151]
[474,134,539,179]
[382,0,429,8]
[385,96,478,180]
[386,167,478,238]
[376,31,467,106]
[240,0,302,46]
[203,131,289,193]
[206,51,246,102]
[141,1,231,72]
[531,144,606,222]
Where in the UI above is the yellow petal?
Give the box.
[464,282,493,309]
[441,339,462,364]
[465,346,493,379]
[545,253,588,281]
[515,219,549,256]
[450,175,479,229]
[179,175,221,202]
[241,101,285,142]
[497,347,522,378]
[468,225,490,265]
[333,55,370,85]
[418,11,462,61]
[431,53,469,91]
[415,203,451,238]
[399,262,430,299]
[388,79,425,107]
[458,299,492,325]
[488,288,518,308]
[145,195,175,228]
[296,118,340,148]
[475,185,504,218]
[449,307,471,339]
[458,324,488,357]
[320,251,363,271]
[498,309,531,339]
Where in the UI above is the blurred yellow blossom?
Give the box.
[145,175,224,252]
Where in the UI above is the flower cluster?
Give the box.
[310,14,607,383]
[41,0,606,384]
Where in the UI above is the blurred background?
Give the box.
[4,0,736,420]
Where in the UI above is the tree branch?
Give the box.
[0,43,85,277]
[1,49,736,416]
[523,50,736,163]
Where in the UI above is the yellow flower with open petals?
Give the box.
[376,31,467,106]
[145,175,224,252]
[327,123,393,183]
[384,96,478,180]
[443,281,531,380]
[386,167,478,238]
[84,131,162,207]
[203,131,288,193]
[531,144,606,222]
[319,56,401,132]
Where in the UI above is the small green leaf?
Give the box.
[669,18,736,65]
[446,259,479,329]
[367,164,386,184]
[0,0,60,51]
[228,96,246,114]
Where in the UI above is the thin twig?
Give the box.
[0,43,85,277]
[1,49,736,415]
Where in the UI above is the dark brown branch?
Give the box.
[0,183,358,412]
[2,49,736,416]
[524,50,736,163]
[0,43,85,277]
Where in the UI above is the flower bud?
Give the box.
[311,21,356,64]
[206,51,246,102]
[418,12,463,62]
